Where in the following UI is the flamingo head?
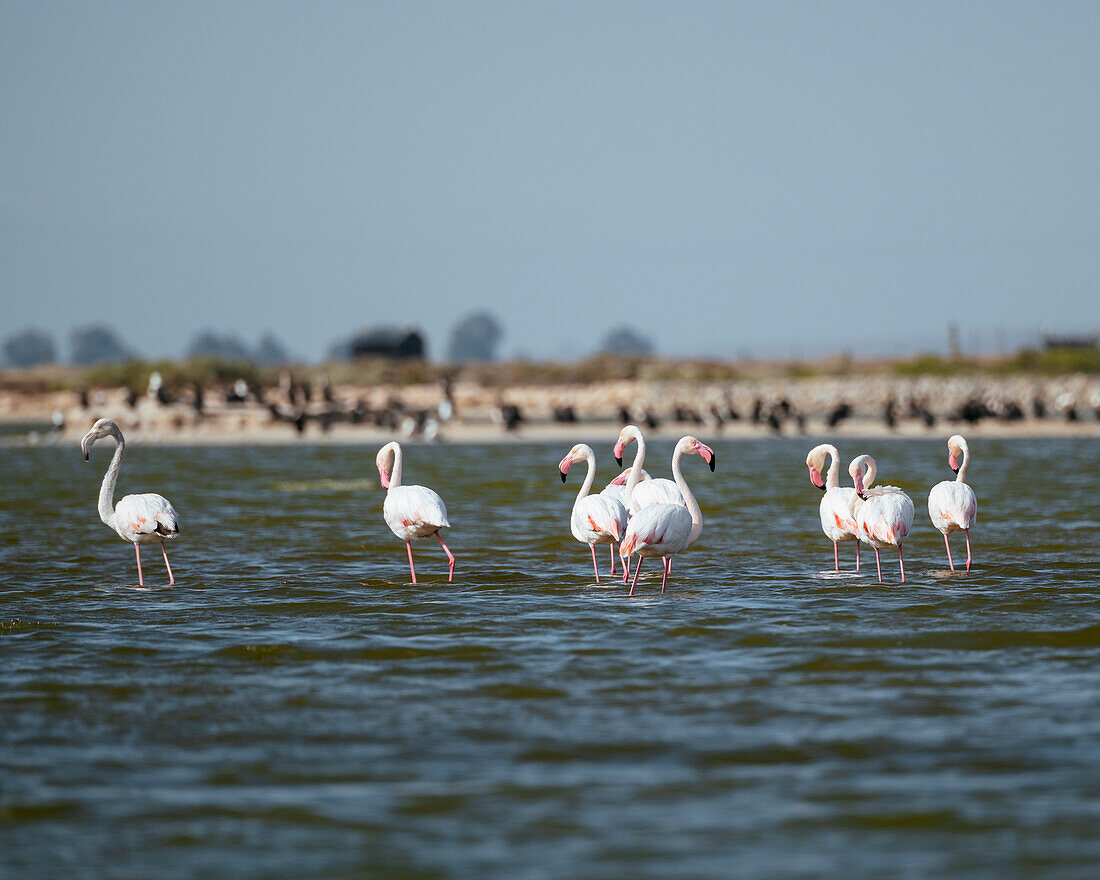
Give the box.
[558,444,589,483]
[80,418,121,461]
[375,443,397,489]
[613,425,639,467]
[848,454,877,500]
[947,434,966,474]
[805,445,830,491]
[679,436,716,471]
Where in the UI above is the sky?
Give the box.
[1,1,1098,362]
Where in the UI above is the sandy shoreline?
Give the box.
[4,371,1099,445]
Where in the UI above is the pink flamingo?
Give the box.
[81,418,180,586]
[850,455,914,583]
[376,441,454,584]
[558,444,629,581]
[806,443,861,571]
[613,425,685,513]
[927,434,978,571]
[618,436,715,596]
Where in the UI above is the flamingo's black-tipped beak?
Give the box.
[614,455,622,467]
[812,477,826,492]
[559,469,568,483]
[708,451,716,472]
[84,453,89,462]
[858,492,868,501]
[951,465,960,475]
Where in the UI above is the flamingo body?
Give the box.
[377,441,454,583]
[631,479,685,510]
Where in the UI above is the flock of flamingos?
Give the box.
[79,418,978,593]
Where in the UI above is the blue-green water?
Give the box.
[2,437,1100,878]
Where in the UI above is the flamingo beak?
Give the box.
[613,439,624,467]
[809,466,825,491]
[378,465,391,489]
[949,452,960,474]
[854,470,866,500]
[558,455,573,482]
[698,443,716,472]
[80,432,92,461]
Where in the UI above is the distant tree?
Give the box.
[185,330,252,361]
[69,325,133,365]
[600,325,654,357]
[252,333,292,365]
[2,328,57,367]
[447,311,503,363]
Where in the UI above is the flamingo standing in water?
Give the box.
[376,441,454,584]
[80,418,180,586]
[619,436,715,596]
[558,444,629,581]
[613,425,685,513]
[927,434,978,571]
[849,455,914,583]
[806,443,861,571]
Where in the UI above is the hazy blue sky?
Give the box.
[2,2,1097,361]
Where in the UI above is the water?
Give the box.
[2,436,1100,879]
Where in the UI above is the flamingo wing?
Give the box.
[820,486,859,541]
[573,494,628,544]
[115,493,180,539]
[620,503,692,557]
[631,478,685,511]
[384,484,450,540]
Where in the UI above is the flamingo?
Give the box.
[376,441,454,584]
[80,418,180,586]
[558,444,629,581]
[613,425,686,513]
[806,443,861,571]
[849,455,915,584]
[927,434,978,571]
[619,436,715,596]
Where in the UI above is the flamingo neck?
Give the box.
[98,430,124,525]
[670,445,703,543]
[389,444,404,488]
[623,431,646,508]
[574,449,596,506]
[956,443,970,483]
[824,445,840,489]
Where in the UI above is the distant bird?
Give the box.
[613,425,685,513]
[619,436,715,595]
[805,443,861,571]
[826,402,853,428]
[376,441,454,584]
[927,435,978,571]
[80,418,180,586]
[558,444,629,581]
[849,455,914,583]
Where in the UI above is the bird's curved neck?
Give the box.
[575,451,596,505]
[624,432,647,505]
[671,446,703,543]
[98,433,124,524]
[389,445,404,488]
[824,445,840,489]
[956,445,970,483]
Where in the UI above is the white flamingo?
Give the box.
[618,436,715,596]
[558,444,629,581]
[376,441,454,584]
[927,435,978,571]
[613,425,685,513]
[80,418,180,586]
[806,443,861,571]
[849,455,914,583]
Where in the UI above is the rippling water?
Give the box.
[3,436,1100,878]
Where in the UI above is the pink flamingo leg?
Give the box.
[609,544,617,576]
[833,541,839,571]
[622,555,630,584]
[629,557,644,597]
[405,540,417,584]
[964,529,972,572]
[435,532,455,582]
[874,548,882,583]
[661,556,670,593]
[898,546,906,583]
[161,542,175,585]
[855,544,861,571]
[134,543,144,587]
[590,545,601,582]
[943,533,955,571]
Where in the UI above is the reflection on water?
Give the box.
[2,437,1100,878]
